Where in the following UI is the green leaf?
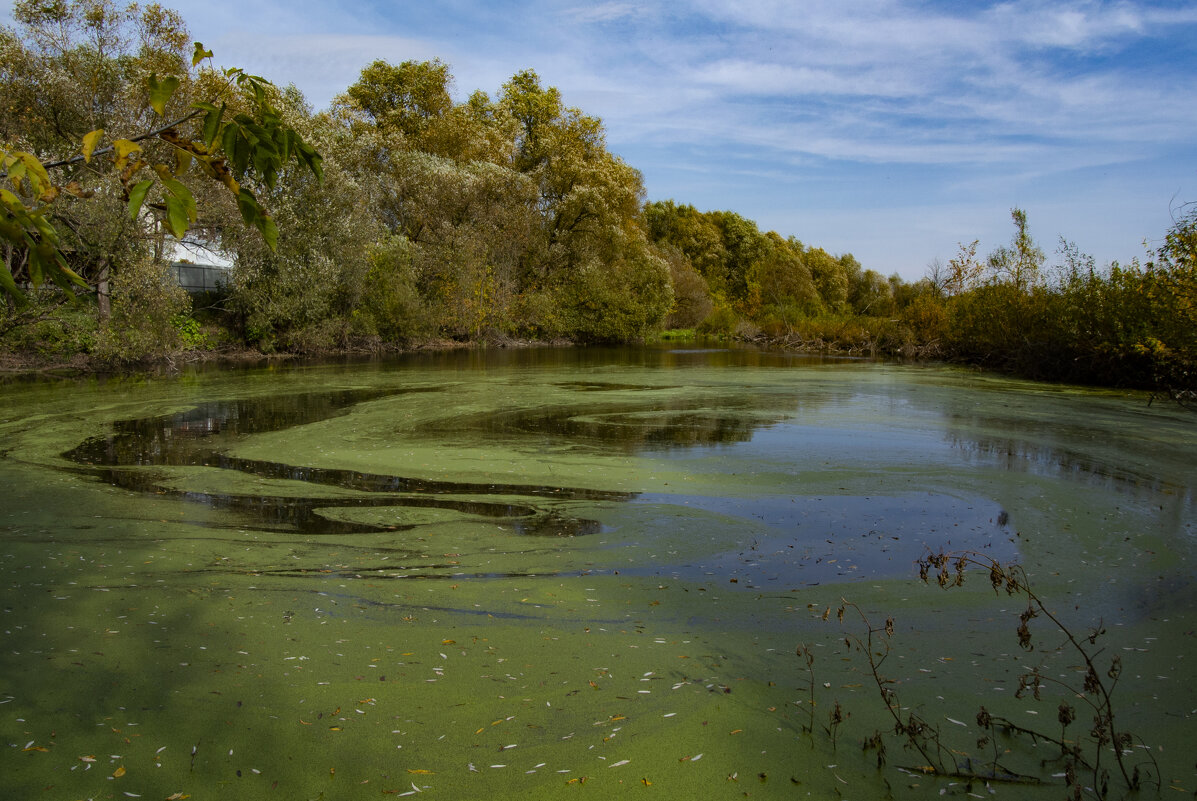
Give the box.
[191,42,214,67]
[5,159,26,190]
[127,179,153,219]
[304,148,324,182]
[0,186,24,209]
[236,187,261,225]
[81,129,104,163]
[17,152,52,197]
[28,245,45,286]
[201,103,226,149]
[45,251,83,292]
[232,129,251,176]
[221,124,239,167]
[258,215,278,251]
[147,74,181,116]
[0,259,23,306]
[164,194,189,238]
[160,177,197,223]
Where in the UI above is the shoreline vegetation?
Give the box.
[2,3,1194,398]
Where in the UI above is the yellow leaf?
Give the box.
[406,769,435,774]
[113,139,141,170]
[113,765,126,778]
[81,129,104,163]
[22,745,49,752]
[441,639,456,645]
[166,794,191,800]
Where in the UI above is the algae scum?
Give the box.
[2,348,1195,799]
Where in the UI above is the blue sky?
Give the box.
[9,0,1197,280]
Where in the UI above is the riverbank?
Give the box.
[0,335,575,380]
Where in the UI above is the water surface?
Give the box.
[2,347,1194,799]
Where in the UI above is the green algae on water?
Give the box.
[1,348,1194,799]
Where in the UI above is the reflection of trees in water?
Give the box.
[418,398,800,452]
[881,382,1196,533]
[69,388,409,467]
[942,422,1194,516]
[61,388,630,542]
[946,432,1152,486]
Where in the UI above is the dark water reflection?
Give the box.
[63,387,635,539]
[419,401,782,452]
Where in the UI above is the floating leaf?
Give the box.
[113,765,126,777]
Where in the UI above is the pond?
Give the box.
[2,346,1194,799]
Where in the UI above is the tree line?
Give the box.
[2,1,1193,398]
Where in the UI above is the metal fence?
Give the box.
[173,262,230,293]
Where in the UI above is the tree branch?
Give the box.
[1,108,205,179]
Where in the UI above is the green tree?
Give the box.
[640,200,727,293]
[805,246,849,312]
[848,267,895,316]
[708,210,767,305]
[747,232,819,331]
[339,59,453,142]
[987,207,1044,291]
